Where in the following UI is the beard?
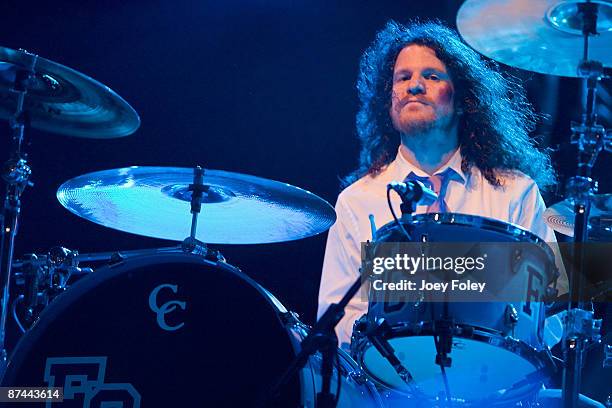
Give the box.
[392,112,456,137]
[396,117,437,135]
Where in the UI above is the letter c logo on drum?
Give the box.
[148,284,187,331]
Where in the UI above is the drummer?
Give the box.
[318,20,569,348]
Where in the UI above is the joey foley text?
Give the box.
[367,252,488,293]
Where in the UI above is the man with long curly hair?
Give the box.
[318,20,567,348]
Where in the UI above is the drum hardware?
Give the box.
[0,48,38,373]
[432,317,454,404]
[354,317,419,392]
[11,247,93,332]
[386,179,438,240]
[179,165,226,262]
[432,317,453,369]
[563,309,603,346]
[187,165,207,241]
[0,45,139,375]
[559,6,609,406]
[268,271,365,408]
[604,344,611,368]
[511,248,523,273]
[345,369,369,386]
[504,304,519,336]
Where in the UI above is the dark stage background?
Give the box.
[1,0,610,401]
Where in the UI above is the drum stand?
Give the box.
[562,4,610,407]
[0,50,37,375]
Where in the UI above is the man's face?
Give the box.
[390,45,455,135]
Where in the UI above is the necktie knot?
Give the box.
[404,169,453,212]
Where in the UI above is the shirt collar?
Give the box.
[392,146,468,185]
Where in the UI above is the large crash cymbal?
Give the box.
[544,194,612,240]
[56,167,336,244]
[457,0,612,77]
[0,47,139,138]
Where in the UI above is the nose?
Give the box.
[407,78,425,95]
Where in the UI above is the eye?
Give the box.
[426,73,440,81]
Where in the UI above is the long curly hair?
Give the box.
[343,20,556,190]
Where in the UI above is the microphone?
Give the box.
[388,180,437,206]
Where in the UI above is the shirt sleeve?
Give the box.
[317,193,368,348]
[513,180,569,295]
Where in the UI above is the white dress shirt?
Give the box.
[318,147,567,347]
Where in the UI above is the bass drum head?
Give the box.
[2,252,300,407]
[363,336,541,404]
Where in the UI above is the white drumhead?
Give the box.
[363,336,539,401]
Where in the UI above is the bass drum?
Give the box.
[2,251,382,407]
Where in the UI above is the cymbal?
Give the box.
[56,167,336,244]
[457,0,612,77]
[544,194,612,240]
[0,47,140,138]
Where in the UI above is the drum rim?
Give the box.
[376,212,549,244]
[351,320,554,404]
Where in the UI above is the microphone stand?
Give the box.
[267,275,364,407]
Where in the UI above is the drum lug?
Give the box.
[505,304,519,335]
[604,344,612,368]
[280,310,302,328]
[544,286,558,302]
[108,252,126,265]
[511,249,522,274]
[347,369,368,385]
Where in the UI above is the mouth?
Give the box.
[402,101,430,110]
[403,99,429,107]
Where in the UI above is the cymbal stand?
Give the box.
[562,4,609,407]
[0,49,37,374]
[180,166,224,262]
[182,165,206,255]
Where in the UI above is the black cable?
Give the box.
[386,187,412,241]
[11,295,26,333]
[334,351,341,406]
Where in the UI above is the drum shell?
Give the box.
[369,213,557,349]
